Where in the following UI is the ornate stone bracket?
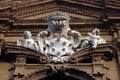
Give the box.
[2,43,49,63]
[70,43,115,63]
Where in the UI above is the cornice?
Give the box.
[1,23,110,37]
[106,4,120,9]
[10,1,103,19]
[11,0,54,10]
[0,0,53,10]
[11,1,58,18]
[0,19,109,37]
[63,0,104,9]
[0,0,120,12]
[12,19,101,25]
[1,0,120,20]
[106,0,120,5]
[0,1,12,10]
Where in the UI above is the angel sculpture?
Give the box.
[17,31,38,51]
[80,28,106,49]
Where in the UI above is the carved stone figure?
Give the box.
[17,13,107,63]
[81,28,106,49]
[37,12,81,63]
[17,31,38,51]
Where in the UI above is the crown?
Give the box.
[48,12,70,21]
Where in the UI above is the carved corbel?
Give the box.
[15,55,26,65]
[92,54,104,76]
[13,55,26,79]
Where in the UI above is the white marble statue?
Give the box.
[37,12,81,63]
[80,28,106,49]
[17,12,107,63]
[17,31,38,51]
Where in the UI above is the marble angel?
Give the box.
[17,31,38,51]
[80,28,106,49]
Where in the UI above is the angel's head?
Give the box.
[92,28,100,35]
[23,31,32,39]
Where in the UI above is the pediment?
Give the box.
[0,0,120,21]
[0,0,106,22]
[10,0,101,20]
[16,10,97,20]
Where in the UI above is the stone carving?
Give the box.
[37,12,81,63]
[17,31,38,51]
[80,28,106,49]
[17,12,107,63]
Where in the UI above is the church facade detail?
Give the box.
[0,0,120,80]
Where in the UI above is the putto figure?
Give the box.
[80,28,106,49]
[37,12,81,63]
[17,31,38,51]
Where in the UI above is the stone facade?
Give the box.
[0,0,120,80]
